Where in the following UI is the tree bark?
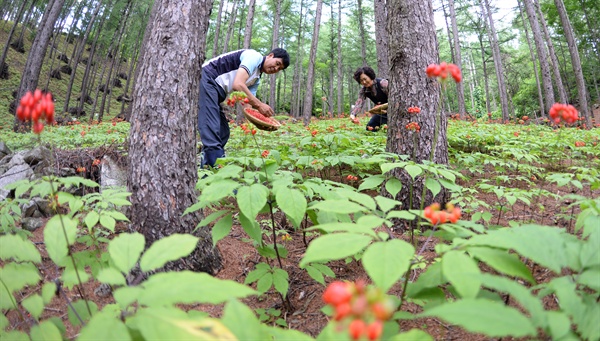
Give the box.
[128,0,222,274]
[242,0,256,48]
[481,0,510,121]
[0,0,29,80]
[447,0,466,115]
[356,0,367,66]
[221,0,238,54]
[522,0,554,114]
[337,0,344,115]
[269,0,282,111]
[14,0,66,131]
[211,0,226,58]
[386,0,447,210]
[517,0,545,118]
[373,0,389,78]
[290,0,305,118]
[302,0,323,125]
[534,0,567,103]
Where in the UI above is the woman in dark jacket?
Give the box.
[349,66,389,131]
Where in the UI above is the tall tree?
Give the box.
[337,0,344,115]
[518,0,545,118]
[211,0,226,58]
[386,0,447,208]
[301,0,324,125]
[481,0,510,121]
[356,0,367,66]
[522,0,554,114]
[447,0,466,115]
[14,0,66,131]
[373,0,388,78]
[242,0,256,48]
[269,0,282,111]
[128,0,222,273]
[0,0,29,79]
[290,0,305,118]
[534,0,567,103]
[553,0,592,127]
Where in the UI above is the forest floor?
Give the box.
[7,161,598,340]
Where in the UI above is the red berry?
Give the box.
[348,319,366,340]
[322,281,352,306]
[366,321,383,341]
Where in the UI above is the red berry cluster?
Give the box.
[16,89,55,134]
[574,141,586,147]
[311,130,318,137]
[261,150,270,158]
[351,118,360,125]
[226,91,249,107]
[405,122,421,132]
[346,175,359,181]
[549,103,579,124]
[425,62,462,82]
[423,203,461,225]
[322,281,395,341]
[407,106,421,114]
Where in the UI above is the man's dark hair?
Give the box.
[353,66,377,83]
[270,48,290,69]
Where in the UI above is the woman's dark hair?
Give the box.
[269,48,290,69]
[353,66,376,83]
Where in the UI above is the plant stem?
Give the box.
[268,200,284,270]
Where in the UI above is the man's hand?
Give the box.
[257,102,274,117]
[350,114,356,120]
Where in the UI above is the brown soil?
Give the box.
[5,168,599,340]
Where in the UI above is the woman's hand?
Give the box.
[257,103,274,117]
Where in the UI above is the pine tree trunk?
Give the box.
[373,0,389,78]
[211,0,225,58]
[302,0,323,125]
[534,0,567,103]
[0,0,29,80]
[386,0,448,210]
[553,0,592,128]
[518,0,545,118]
[128,0,222,274]
[336,0,344,115]
[447,0,466,116]
[481,0,510,121]
[14,0,66,131]
[522,0,554,114]
[269,0,282,111]
[242,0,256,48]
[290,0,305,118]
[221,0,238,54]
[357,0,367,66]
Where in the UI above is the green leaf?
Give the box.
[380,162,406,174]
[130,307,236,340]
[362,240,415,292]
[385,178,402,198]
[199,179,239,204]
[140,234,199,272]
[138,271,256,306]
[580,226,600,269]
[97,268,127,286]
[386,210,418,220]
[109,232,145,274]
[546,311,572,340]
[0,234,41,263]
[305,265,325,285]
[310,199,366,214]
[99,214,116,232]
[244,263,271,284]
[22,294,44,319]
[0,262,40,293]
[405,164,422,179]
[41,282,56,304]
[196,210,229,228]
[84,211,100,229]
[273,268,289,298]
[276,187,307,229]
[421,299,537,337]
[67,300,98,327]
[113,286,142,309]
[211,213,233,246]
[357,174,385,191]
[425,178,441,198]
[390,329,434,341]
[300,233,372,267]
[305,222,378,237]
[467,247,535,284]
[374,196,401,213]
[78,311,131,341]
[578,268,600,291]
[44,215,78,266]
[222,299,266,341]
[312,263,335,278]
[239,213,262,244]
[237,184,269,220]
[30,320,63,341]
[256,273,273,293]
[442,251,481,299]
